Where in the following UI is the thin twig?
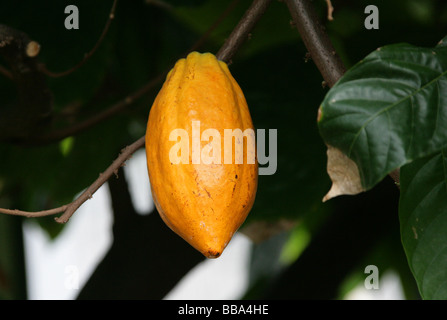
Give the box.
[28,73,166,145]
[0,206,69,218]
[39,0,118,78]
[55,136,145,223]
[325,0,334,21]
[26,0,243,145]
[0,64,13,79]
[190,0,241,54]
[0,24,53,141]
[0,137,145,221]
[145,0,174,11]
[1,0,272,223]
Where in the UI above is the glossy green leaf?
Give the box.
[318,39,447,190]
[399,149,447,299]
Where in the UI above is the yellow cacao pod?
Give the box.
[145,52,258,258]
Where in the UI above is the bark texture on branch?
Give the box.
[285,0,345,87]
[217,0,272,63]
[285,0,400,186]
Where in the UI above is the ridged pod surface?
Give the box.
[145,52,258,258]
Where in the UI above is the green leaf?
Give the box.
[399,148,447,299]
[318,39,447,190]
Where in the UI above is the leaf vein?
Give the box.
[347,68,447,159]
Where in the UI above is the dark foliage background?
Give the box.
[1,0,446,299]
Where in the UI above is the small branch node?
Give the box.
[26,41,40,57]
[325,0,334,21]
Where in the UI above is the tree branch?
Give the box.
[54,136,145,223]
[0,0,272,223]
[27,73,167,145]
[190,0,241,54]
[285,0,400,185]
[325,0,334,21]
[0,0,117,142]
[0,206,69,219]
[0,24,53,142]
[0,136,145,222]
[0,64,13,79]
[216,0,272,63]
[25,0,244,145]
[285,0,345,87]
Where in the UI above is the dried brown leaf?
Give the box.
[323,145,365,202]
